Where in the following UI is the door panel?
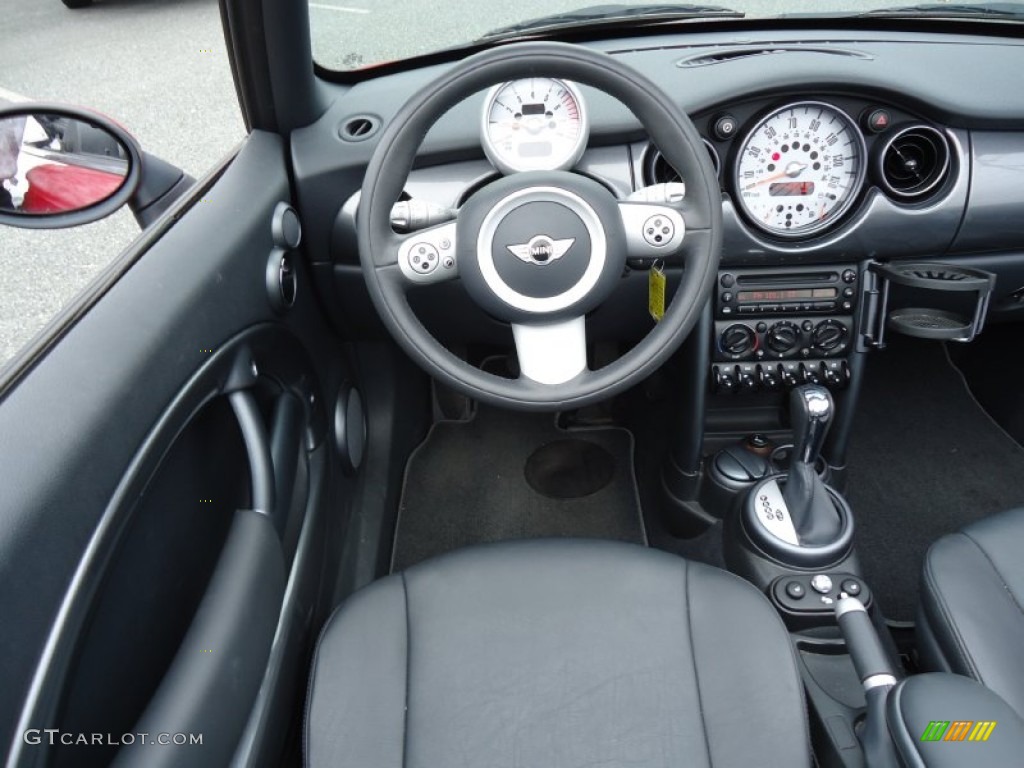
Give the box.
[0,132,342,765]
[52,397,249,768]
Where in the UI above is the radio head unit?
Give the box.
[712,265,860,393]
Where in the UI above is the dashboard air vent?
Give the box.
[678,46,873,68]
[339,115,381,142]
[877,125,951,200]
[644,140,720,185]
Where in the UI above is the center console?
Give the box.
[725,384,859,592]
[658,256,1008,767]
[712,264,859,394]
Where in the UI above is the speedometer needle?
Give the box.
[744,161,808,190]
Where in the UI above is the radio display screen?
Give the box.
[737,288,837,303]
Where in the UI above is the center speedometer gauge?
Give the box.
[734,101,866,238]
[481,78,589,174]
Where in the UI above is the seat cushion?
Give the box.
[305,539,809,767]
[919,506,1024,716]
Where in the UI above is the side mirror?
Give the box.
[0,103,142,229]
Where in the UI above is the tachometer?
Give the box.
[481,78,589,174]
[734,101,866,238]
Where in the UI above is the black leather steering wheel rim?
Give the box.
[357,41,722,411]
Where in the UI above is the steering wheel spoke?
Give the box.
[393,221,460,284]
[618,200,686,263]
[511,316,588,385]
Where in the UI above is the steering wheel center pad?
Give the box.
[457,172,627,323]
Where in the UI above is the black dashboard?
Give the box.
[291,26,1024,358]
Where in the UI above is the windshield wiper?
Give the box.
[479,4,744,41]
[857,3,1024,20]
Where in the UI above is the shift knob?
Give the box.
[790,385,833,467]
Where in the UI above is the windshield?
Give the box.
[309,0,1023,71]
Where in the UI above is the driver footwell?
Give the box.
[390,406,646,572]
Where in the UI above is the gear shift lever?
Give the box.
[784,385,842,544]
[791,386,833,467]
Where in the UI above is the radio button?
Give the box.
[722,292,734,303]
[720,274,736,288]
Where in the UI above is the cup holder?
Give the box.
[864,262,996,346]
[887,307,974,339]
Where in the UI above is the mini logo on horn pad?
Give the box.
[507,235,575,266]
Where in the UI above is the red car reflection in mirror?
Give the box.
[1,113,128,215]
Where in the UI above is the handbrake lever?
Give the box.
[835,597,900,768]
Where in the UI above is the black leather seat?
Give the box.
[919,506,1024,716]
[306,539,810,767]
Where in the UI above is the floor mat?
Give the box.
[391,406,645,572]
[846,337,1024,621]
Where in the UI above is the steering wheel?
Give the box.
[358,41,721,411]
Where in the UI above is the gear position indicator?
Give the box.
[756,477,800,545]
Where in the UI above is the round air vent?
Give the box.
[643,139,721,185]
[877,125,951,200]
[338,114,381,142]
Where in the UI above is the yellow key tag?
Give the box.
[648,262,666,322]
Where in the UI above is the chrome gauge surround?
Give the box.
[733,101,867,239]
[481,78,589,174]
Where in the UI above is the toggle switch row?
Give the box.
[713,360,851,394]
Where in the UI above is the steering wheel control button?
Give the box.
[397,221,459,284]
[618,203,685,259]
[410,243,439,274]
[810,574,834,595]
[643,215,675,247]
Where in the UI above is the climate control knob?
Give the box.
[765,321,802,356]
[719,324,757,358]
[812,320,849,355]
